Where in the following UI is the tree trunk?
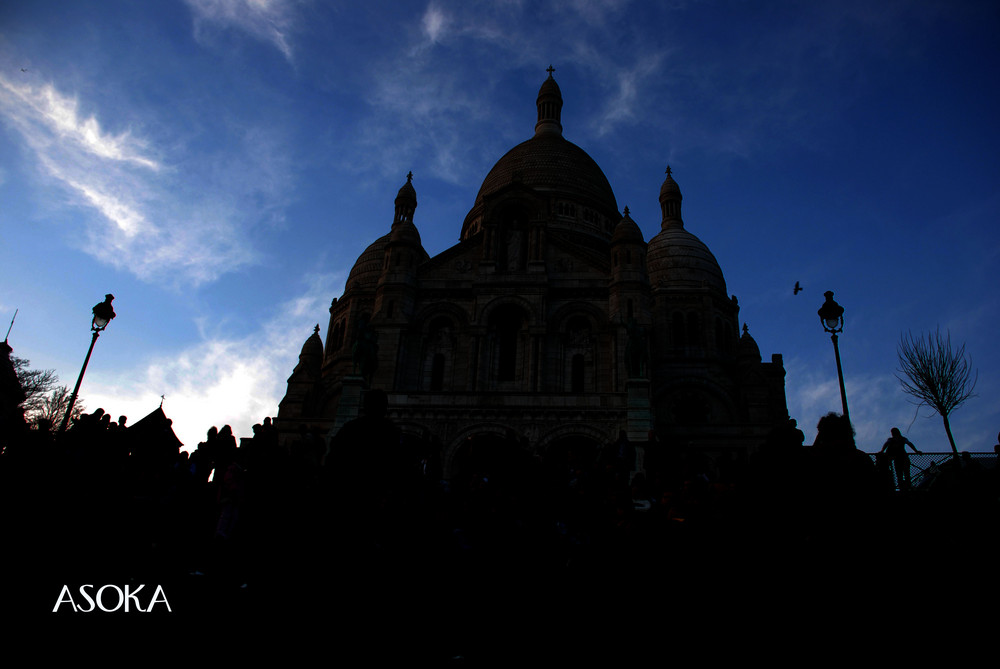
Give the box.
[942,413,959,462]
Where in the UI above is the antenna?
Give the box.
[4,309,17,343]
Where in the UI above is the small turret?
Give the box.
[297,325,323,371]
[278,325,324,421]
[739,323,762,364]
[659,166,682,227]
[393,171,417,226]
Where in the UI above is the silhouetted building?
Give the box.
[127,406,184,463]
[278,72,788,480]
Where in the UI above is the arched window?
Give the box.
[565,315,592,392]
[489,305,524,385]
[331,322,345,352]
[424,316,454,391]
[571,354,585,393]
[430,353,445,391]
[498,321,519,381]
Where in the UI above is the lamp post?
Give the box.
[817,290,850,424]
[59,294,116,434]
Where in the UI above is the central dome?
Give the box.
[461,72,619,239]
[473,134,619,216]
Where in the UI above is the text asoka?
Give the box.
[53,584,172,613]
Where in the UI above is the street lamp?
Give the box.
[58,294,116,434]
[817,290,850,423]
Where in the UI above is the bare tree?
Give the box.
[10,357,84,428]
[11,356,59,418]
[896,329,977,457]
[34,385,85,429]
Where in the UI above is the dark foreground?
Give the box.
[3,456,997,662]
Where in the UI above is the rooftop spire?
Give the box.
[535,66,563,137]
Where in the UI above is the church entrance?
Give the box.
[541,435,602,485]
[451,432,535,490]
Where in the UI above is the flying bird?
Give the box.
[793,281,803,295]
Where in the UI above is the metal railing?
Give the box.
[868,451,997,492]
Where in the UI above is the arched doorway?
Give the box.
[541,434,602,484]
[452,432,535,490]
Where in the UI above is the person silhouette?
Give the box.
[881,427,921,491]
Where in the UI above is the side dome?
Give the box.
[345,232,390,293]
[647,168,727,294]
[647,226,727,294]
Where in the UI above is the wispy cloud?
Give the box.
[184,0,300,62]
[563,0,630,26]
[86,271,344,449]
[0,77,160,170]
[422,3,449,43]
[591,54,665,136]
[0,73,291,287]
[345,1,674,187]
[65,176,147,238]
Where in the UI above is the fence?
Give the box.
[868,451,997,492]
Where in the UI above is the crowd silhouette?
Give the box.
[2,341,998,657]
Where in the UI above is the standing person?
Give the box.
[325,389,414,550]
[881,427,921,491]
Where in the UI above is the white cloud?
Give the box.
[0,74,288,287]
[422,4,449,43]
[86,271,344,449]
[0,76,160,170]
[592,54,665,136]
[184,0,299,62]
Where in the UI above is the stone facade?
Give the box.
[277,72,788,480]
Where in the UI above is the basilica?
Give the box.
[277,71,788,480]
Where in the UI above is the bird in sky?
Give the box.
[794,281,803,295]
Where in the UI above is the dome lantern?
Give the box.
[393,171,417,226]
[659,166,683,228]
[534,65,563,137]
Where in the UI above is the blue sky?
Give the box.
[1,0,997,452]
